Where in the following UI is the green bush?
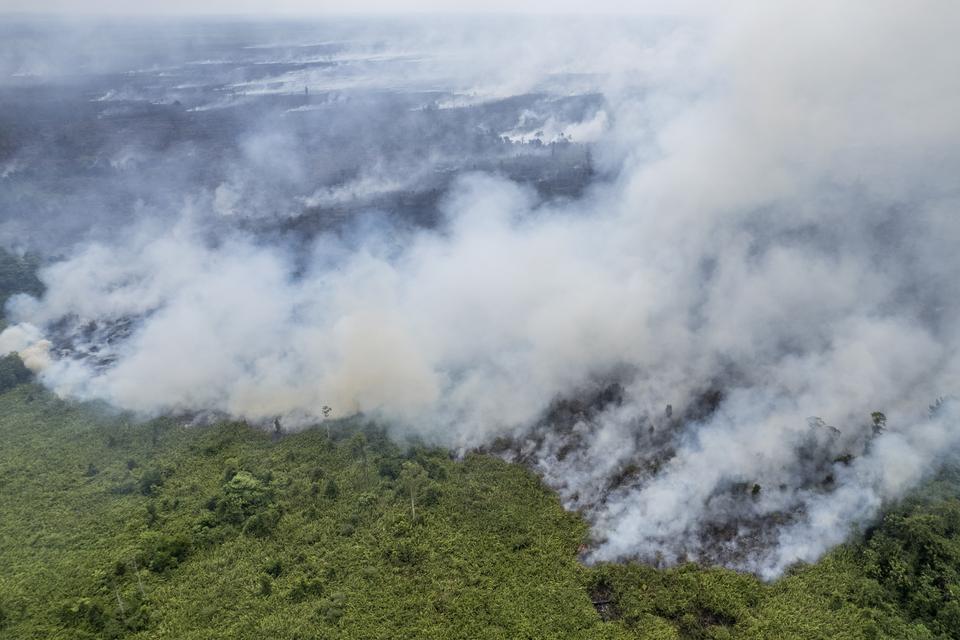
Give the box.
[242,507,280,537]
[139,532,191,573]
[377,457,402,479]
[384,540,427,566]
[0,354,31,393]
[289,576,325,602]
[138,467,165,496]
[323,478,339,500]
[215,471,273,525]
[315,593,347,624]
[58,597,106,633]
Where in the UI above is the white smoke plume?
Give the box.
[2,2,960,577]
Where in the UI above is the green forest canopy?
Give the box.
[1,383,959,640]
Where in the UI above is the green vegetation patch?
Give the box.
[0,383,959,639]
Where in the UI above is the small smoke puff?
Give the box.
[213,183,241,217]
[0,322,44,354]
[19,339,53,372]
[0,323,51,372]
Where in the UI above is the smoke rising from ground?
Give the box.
[2,3,959,577]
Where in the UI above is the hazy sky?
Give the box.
[1,0,717,16]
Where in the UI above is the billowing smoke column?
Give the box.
[3,2,960,578]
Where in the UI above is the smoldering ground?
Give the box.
[1,3,959,578]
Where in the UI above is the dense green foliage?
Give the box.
[860,474,960,637]
[0,353,31,394]
[1,383,959,639]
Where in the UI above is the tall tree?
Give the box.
[399,461,426,521]
[350,434,369,486]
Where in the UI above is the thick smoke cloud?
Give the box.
[2,3,960,577]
